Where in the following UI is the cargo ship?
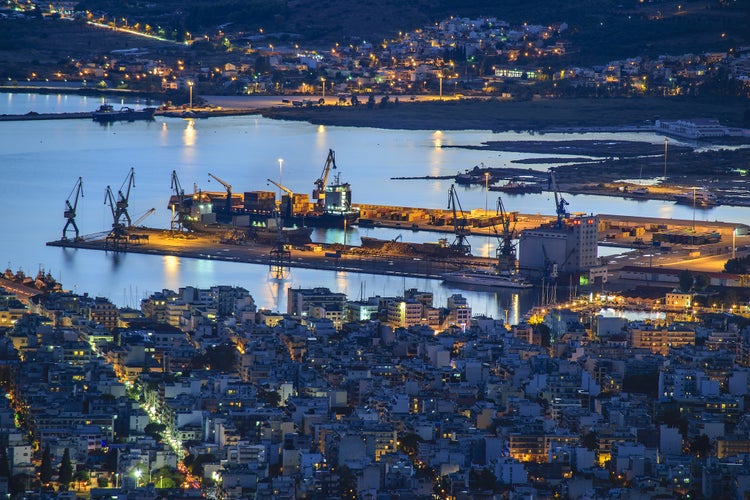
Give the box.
[286,172,360,228]
[441,269,532,289]
[92,104,156,122]
[168,149,359,236]
[673,188,718,208]
[359,236,469,258]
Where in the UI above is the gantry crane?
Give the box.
[313,149,336,209]
[208,172,232,215]
[62,177,83,241]
[495,195,517,273]
[447,184,471,255]
[549,168,569,228]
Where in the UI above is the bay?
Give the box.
[1,93,746,324]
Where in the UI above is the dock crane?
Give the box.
[62,177,83,241]
[313,149,336,209]
[447,184,471,255]
[169,170,186,232]
[265,178,294,272]
[495,195,517,273]
[133,208,156,227]
[266,178,295,220]
[103,168,135,249]
[208,172,232,215]
[549,168,569,228]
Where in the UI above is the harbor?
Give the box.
[46,199,748,289]
[5,92,750,316]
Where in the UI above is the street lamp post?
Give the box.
[438,72,443,99]
[321,77,326,100]
[484,172,490,213]
[692,186,697,231]
[187,81,193,109]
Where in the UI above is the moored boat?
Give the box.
[673,188,718,207]
[489,180,542,194]
[92,104,156,122]
[441,269,533,289]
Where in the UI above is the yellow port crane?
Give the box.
[62,176,83,241]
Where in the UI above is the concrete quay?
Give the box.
[46,229,488,281]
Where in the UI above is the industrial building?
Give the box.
[518,215,600,278]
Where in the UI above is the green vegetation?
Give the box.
[58,448,73,490]
[725,254,750,274]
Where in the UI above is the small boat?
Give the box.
[441,269,533,289]
[673,188,718,207]
[489,180,542,194]
[92,104,156,122]
[455,164,492,185]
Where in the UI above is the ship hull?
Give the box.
[288,210,359,228]
[93,106,156,122]
[441,270,532,289]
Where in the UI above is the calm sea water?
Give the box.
[2,93,747,322]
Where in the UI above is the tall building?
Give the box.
[287,287,347,321]
[519,215,599,278]
[629,324,695,355]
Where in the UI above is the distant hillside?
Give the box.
[74,0,749,63]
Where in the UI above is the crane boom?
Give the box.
[266,178,293,196]
[133,207,156,227]
[171,170,184,198]
[62,176,84,240]
[119,167,135,208]
[313,149,336,208]
[208,173,231,192]
[208,172,232,214]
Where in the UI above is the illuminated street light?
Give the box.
[187,81,194,109]
[484,172,490,212]
[321,77,326,99]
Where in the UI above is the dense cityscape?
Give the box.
[2,0,750,499]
